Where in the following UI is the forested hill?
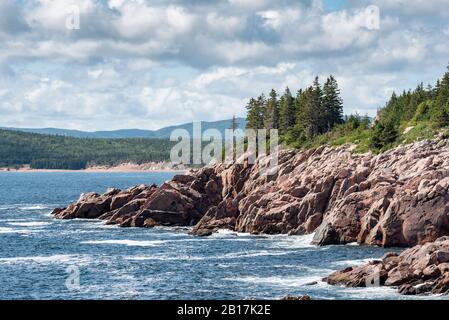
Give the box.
[0,130,175,170]
[1,118,246,139]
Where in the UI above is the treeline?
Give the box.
[371,65,449,149]
[245,75,345,144]
[0,130,175,169]
[246,64,449,152]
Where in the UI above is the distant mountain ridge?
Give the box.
[1,118,246,139]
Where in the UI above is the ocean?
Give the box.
[0,172,441,300]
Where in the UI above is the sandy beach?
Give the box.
[0,163,189,173]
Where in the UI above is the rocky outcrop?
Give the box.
[194,138,449,248]
[52,137,449,296]
[280,295,312,300]
[52,167,223,228]
[325,237,449,295]
[54,137,449,248]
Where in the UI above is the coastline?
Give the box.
[0,168,188,173]
[0,164,189,173]
[51,137,449,296]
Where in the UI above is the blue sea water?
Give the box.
[0,172,444,300]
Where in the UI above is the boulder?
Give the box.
[325,237,449,295]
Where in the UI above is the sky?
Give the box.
[0,0,449,131]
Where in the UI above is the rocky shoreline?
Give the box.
[325,237,449,295]
[52,137,449,296]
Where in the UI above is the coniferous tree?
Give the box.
[279,87,296,135]
[322,75,344,130]
[246,95,266,129]
[370,120,398,150]
[299,86,320,138]
[265,89,280,130]
[257,94,267,129]
[433,67,449,127]
[245,98,259,129]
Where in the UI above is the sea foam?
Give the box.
[80,239,167,247]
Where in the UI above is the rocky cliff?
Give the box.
[52,137,449,295]
[54,137,449,248]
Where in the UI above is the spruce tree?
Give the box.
[246,95,266,129]
[257,94,267,129]
[294,89,305,126]
[322,75,344,130]
[434,69,449,126]
[312,76,326,135]
[279,87,296,135]
[265,89,280,130]
[299,86,319,138]
[245,98,259,129]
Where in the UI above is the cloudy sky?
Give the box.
[1,0,448,131]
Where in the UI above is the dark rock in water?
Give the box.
[325,237,449,295]
[53,167,222,228]
[281,295,311,300]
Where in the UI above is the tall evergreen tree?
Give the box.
[257,94,267,129]
[434,68,449,127]
[265,89,280,130]
[279,87,296,134]
[246,95,266,129]
[322,75,344,130]
[294,89,305,126]
[245,98,259,129]
[299,86,320,138]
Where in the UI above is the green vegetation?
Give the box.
[0,130,174,170]
[245,64,449,153]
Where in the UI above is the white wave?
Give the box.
[0,226,35,234]
[81,239,167,247]
[0,254,75,264]
[333,258,377,267]
[209,229,251,238]
[125,254,204,261]
[336,285,407,300]
[7,221,50,227]
[266,233,316,249]
[215,250,290,259]
[225,275,324,288]
[18,205,49,210]
[0,205,16,210]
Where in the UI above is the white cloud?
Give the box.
[0,0,448,130]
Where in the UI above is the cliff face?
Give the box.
[53,136,449,248]
[195,137,449,248]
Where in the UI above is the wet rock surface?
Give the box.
[325,237,449,295]
[52,167,222,228]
